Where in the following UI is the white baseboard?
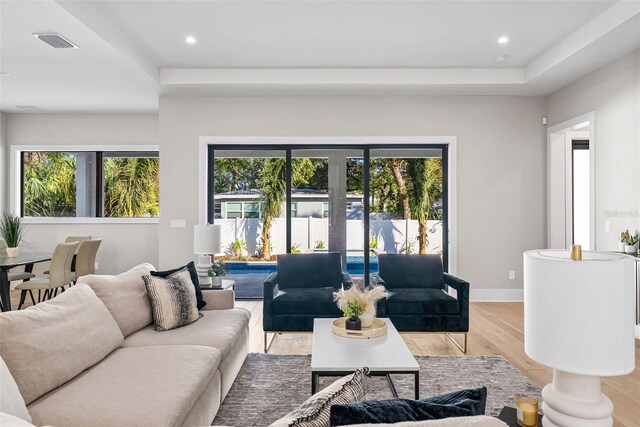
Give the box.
[635,325,640,339]
[470,288,524,302]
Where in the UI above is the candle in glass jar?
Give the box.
[516,396,538,427]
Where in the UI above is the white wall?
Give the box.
[159,95,547,299]
[0,112,6,213]
[4,113,159,275]
[547,49,640,250]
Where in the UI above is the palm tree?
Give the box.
[407,158,442,254]
[23,152,76,217]
[103,157,159,217]
[389,159,411,219]
[259,158,314,259]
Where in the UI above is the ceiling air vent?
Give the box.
[33,33,78,49]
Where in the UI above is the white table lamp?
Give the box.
[524,248,635,427]
[194,224,222,288]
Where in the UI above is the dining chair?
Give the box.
[65,235,92,243]
[43,236,92,275]
[0,238,36,282]
[71,238,102,282]
[15,242,78,309]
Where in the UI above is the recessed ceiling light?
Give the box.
[494,55,509,63]
[498,36,509,45]
[185,36,196,44]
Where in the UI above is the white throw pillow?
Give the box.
[77,262,156,336]
[142,268,201,332]
[0,358,31,423]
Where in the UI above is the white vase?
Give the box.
[6,247,19,257]
[210,276,223,288]
[618,242,626,252]
[359,313,374,328]
[624,244,638,254]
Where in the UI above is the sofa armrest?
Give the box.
[444,273,470,327]
[342,272,354,288]
[201,289,235,310]
[369,272,386,287]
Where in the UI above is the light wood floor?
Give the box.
[8,292,640,425]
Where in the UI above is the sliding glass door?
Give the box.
[208,144,447,298]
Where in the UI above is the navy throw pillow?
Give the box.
[150,261,206,310]
[330,387,487,426]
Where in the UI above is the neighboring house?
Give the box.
[213,189,363,219]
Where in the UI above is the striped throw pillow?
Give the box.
[142,268,201,332]
[271,369,364,427]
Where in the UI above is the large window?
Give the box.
[21,150,159,218]
[208,143,449,285]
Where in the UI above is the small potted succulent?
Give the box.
[208,262,229,288]
[342,301,364,331]
[624,232,639,255]
[0,212,25,258]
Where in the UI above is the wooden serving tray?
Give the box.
[332,318,388,339]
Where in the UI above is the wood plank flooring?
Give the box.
[7,291,640,425]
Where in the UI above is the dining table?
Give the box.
[0,251,53,312]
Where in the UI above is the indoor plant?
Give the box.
[334,285,388,328]
[0,212,25,257]
[208,261,229,287]
[624,232,639,254]
[342,301,364,330]
[619,230,630,252]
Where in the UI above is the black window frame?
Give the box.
[207,143,450,282]
[20,150,159,219]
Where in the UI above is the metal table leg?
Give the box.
[1,269,11,311]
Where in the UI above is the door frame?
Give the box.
[547,112,596,250]
[199,136,458,275]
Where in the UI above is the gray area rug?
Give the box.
[213,353,542,426]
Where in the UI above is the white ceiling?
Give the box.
[1,0,639,112]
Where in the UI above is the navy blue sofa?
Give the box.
[263,252,353,352]
[371,254,469,353]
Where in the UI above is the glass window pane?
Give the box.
[103,156,159,218]
[243,202,260,212]
[369,148,444,270]
[227,202,242,213]
[22,152,77,217]
[212,149,287,271]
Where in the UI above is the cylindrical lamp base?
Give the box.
[542,370,613,427]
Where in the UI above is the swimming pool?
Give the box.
[225,254,378,276]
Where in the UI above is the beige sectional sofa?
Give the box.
[0,263,250,427]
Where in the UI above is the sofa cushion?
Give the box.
[0,284,124,405]
[77,263,155,337]
[143,268,202,332]
[151,261,206,310]
[378,254,444,289]
[122,308,250,359]
[27,345,221,427]
[0,357,31,423]
[272,288,343,316]
[330,387,487,426]
[385,289,459,315]
[277,253,343,289]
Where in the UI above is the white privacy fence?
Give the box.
[217,217,443,255]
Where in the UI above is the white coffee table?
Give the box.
[311,318,420,398]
